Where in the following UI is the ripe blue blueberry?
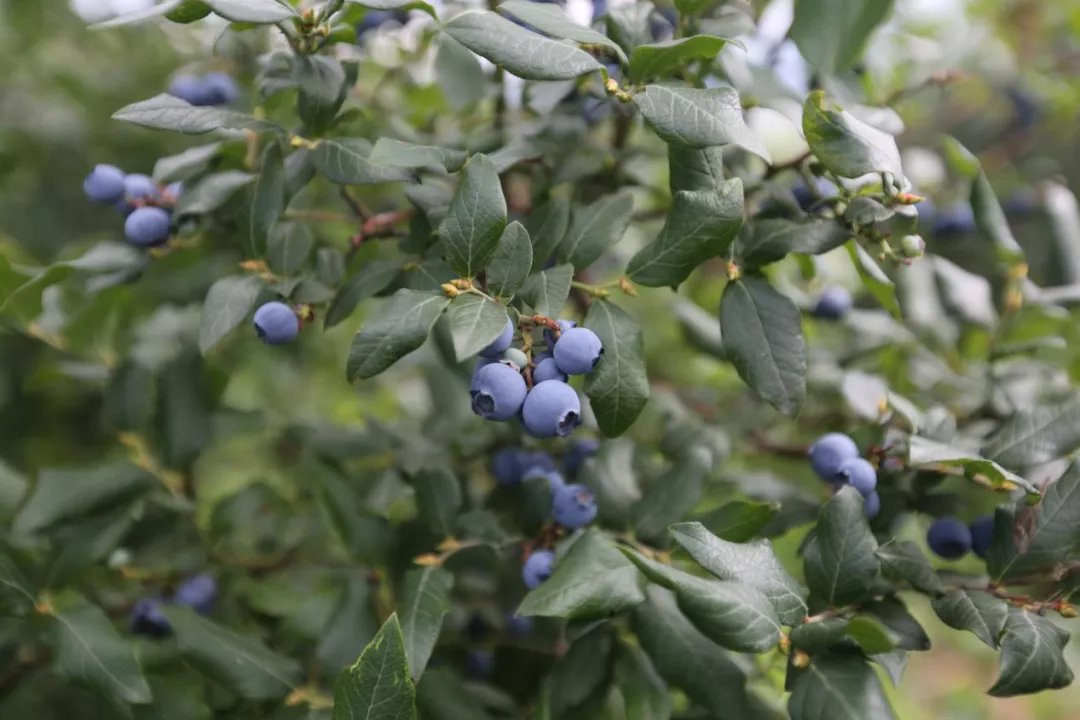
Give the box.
[553,327,603,375]
[130,597,171,637]
[124,206,172,247]
[813,286,853,320]
[522,380,582,438]
[506,613,533,637]
[356,9,407,34]
[492,448,522,485]
[552,483,597,529]
[836,457,877,497]
[522,549,555,589]
[932,204,975,237]
[969,515,994,559]
[518,451,558,477]
[792,177,837,212]
[123,173,160,203]
[203,72,239,105]
[522,466,565,492]
[471,363,527,421]
[544,319,576,350]
[465,649,495,678]
[168,74,216,106]
[533,357,567,384]
[83,164,126,204]
[253,301,300,345]
[927,517,972,560]
[864,491,881,520]
[564,439,599,477]
[808,433,858,481]
[172,573,216,615]
[479,318,514,358]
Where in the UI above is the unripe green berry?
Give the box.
[900,234,925,258]
[501,347,528,370]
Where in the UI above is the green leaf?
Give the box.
[517,529,645,619]
[668,143,725,194]
[845,240,901,318]
[318,577,377,674]
[325,260,401,329]
[525,196,570,272]
[988,607,1075,697]
[164,605,302,699]
[518,263,573,318]
[267,221,314,276]
[633,85,770,162]
[845,616,898,655]
[584,300,650,436]
[788,651,895,720]
[47,593,152,705]
[739,218,851,269]
[614,642,671,720]
[312,138,414,185]
[623,549,782,652]
[165,0,213,23]
[803,486,880,607]
[346,0,435,18]
[969,170,1025,265]
[198,275,261,355]
[907,435,1038,495]
[497,0,628,64]
[580,438,641,525]
[605,1,653,53]
[560,192,634,269]
[548,625,613,715]
[347,290,451,380]
[695,499,779,542]
[803,92,903,180]
[333,614,417,719]
[719,276,806,416]
[486,222,533,297]
[13,462,154,536]
[415,668,489,720]
[790,0,893,74]
[629,36,731,83]
[875,539,944,596]
[435,36,487,111]
[631,586,754,719]
[91,0,184,27]
[670,521,808,625]
[369,139,467,172]
[444,294,510,361]
[0,548,35,612]
[862,598,929,651]
[992,461,1080,580]
[296,55,348,135]
[438,154,508,277]
[443,11,604,81]
[983,396,1080,470]
[931,589,1007,649]
[207,0,296,22]
[634,449,709,540]
[175,171,254,215]
[412,467,461,538]
[400,567,454,681]
[152,142,221,182]
[112,94,282,134]
[627,182,743,287]
[790,617,851,652]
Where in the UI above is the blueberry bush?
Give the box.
[3,0,1080,717]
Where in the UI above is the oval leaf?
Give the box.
[198,275,262,355]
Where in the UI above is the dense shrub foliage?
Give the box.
[2,0,1080,718]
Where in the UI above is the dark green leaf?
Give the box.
[198,275,261,355]
[113,94,282,134]
[267,221,314,276]
[443,11,604,81]
[207,0,296,22]
[175,170,254,215]
[517,529,645,619]
[788,651,895,720]
[333,614,417,719]
[739,218,851,269]
[296,55,347,135]
[845,616,898,655]
[633,85,770,162]
[670,521,808,625]
[347,0,435,16]
[983,396,1080,470]
[988,607,1074,697]
[790,617,851,652]
[790,0,893,74]
[584,300,650,436]
[719,276,806,416]
[668,143,725,194]
[803,92,903,179]
[845,241,901,318]
[970,166,1025,265]
[931,589,1007,649]
[486,222,533,297]
[525,196,570,272]
[627,182,743,287]
[629,36,731,83]
[634,449,709,540]
[312,138,414,185]
[412,467,461,538]
[347,290,451,380]
[13,462,154,536]
[548,625,613,715]
[560,192,634,269]
[614,641,671,720]
[165,0,212,23]
[435,36,487,111]
[438,154,507,277]
[415,668,490,719]
[862,598,929,651]
[605,2,652,54]
[695,500,779,542]
[250,142,286,257]
[318,577,377,673]
[152,142,221,183]
[518,263,573,318]
[580,438,641,525]
[907,435,1038,495]
[444,294,510,361]
[325,260,402,329]
[0,548,35,612]
[497,0,627,64]
[803,486,880,607]
[400,567,453,680]
[875,540,944,596]
[992,461,1080,580]
[369,139,467,172]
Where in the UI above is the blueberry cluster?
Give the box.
[130,573,217,637]
[167,72,239,107]
[471,319,603,439]
[808,432,880,518]
[926,514,995,561]
[83,164,181,247]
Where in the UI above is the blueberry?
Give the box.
[471,363,527,421]
[792,177,837,211]
[123,173,160,203]
[502,347,528,370]
[522,466,565,492]
[492,448,523,485]
[808,433,858,481]
[479,318,514,358]
[130,597,171,638]
[836,457,877,497]
[124,206,172,247]
[356,9,407,34]
[522,549,555,589]
[253,301,300,345]
[969,515,994,559]
[465,648,494,679]
[168,74,216,106]
[552,483,597,529]
[927,517,972,560]
[553,327,603,375]
[563,438,599,477]
[521,380,582,438]
[864,491,881,520]
[506,613,533,637]
[203,72,239,105]
[932,204,975,237]
[518,451,558,477]
[533,357,567,383]
[83,164,126,204]
[813,286,853,320]
[544,319,576,350]
[172,574,217,615]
